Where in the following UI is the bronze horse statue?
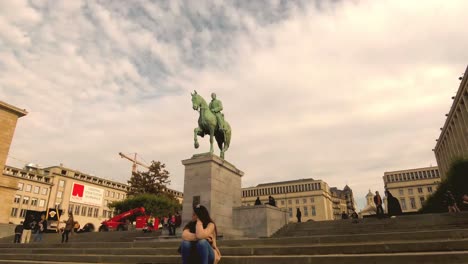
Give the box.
[191,91,231,159]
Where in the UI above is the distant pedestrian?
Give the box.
[268,196,276,207]
[14,221,23,243]
[341,211,349,220]
[445,190,460,213]
[169,214,176,236]
[61,213,74,243]
[296,208,302,223]
[175,211,182,232]
[385,190,402,217]
[21,214,35,244]
[33,214,47,242]
[254,197,261,206]
[350,211,359,223]
[374,191,384,218]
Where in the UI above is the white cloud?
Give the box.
[2,0,467,210]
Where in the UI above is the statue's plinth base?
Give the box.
[181,153,244,236]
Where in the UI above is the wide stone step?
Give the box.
[2,228,467,249]
[1,239,468,256]
[1,251,468,264]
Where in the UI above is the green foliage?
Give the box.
[109,193,182,217]
[127,161,172,197]
[420,158,468,213]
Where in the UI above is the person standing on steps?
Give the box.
[33,214,47,242]
[62,213,74,243]
[296,208,302,223]
[374,191,384,218]
[13,221,24,243]
[21,214,35,244]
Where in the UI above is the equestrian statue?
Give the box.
[191,90,231,159]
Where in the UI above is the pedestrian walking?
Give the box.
[61,213,74,243]
[374,191,384,218]
[33,214,47,242]
[296,208,302,223]
[13,221,23,243]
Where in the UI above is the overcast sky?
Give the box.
[2,0,467,210]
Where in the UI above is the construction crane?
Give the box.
[118,152,150,173]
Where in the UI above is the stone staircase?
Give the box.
[0,212,468,263]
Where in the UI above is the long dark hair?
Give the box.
[194,204,217,235]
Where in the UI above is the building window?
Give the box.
[427,186,433,193]
[304,206,308,216]
[88,207,93,217]
[103,210,108,218]
[32,186,40,194]
[106,190,109,197]
[417,187,423,194]
[400,198,407,210]
[311,206,316,216]
[93,208,99,218]
[419,196,425,206]
[108,211,112,218]
[74,205,81,215]
[408,189,413,195]
[398,189,404,195]
[410,198,416,209]
[61,170,67,175]
[23,196,29,205]
[295,199,299,204]
[310,197,314,203]
[19,209,27,218]
[25,184,32,192]
[288,208,292,217]
[281,200,285,206]
[11,208,18,217]
[14,195,21,204]
[39,199,45,207]
[288,200,292,205]
[31,198,38,207]
[302,198,307,204]
[81,206,87,216]
[18,182,24,191]
[57,191,63,198]
[111,192,115,198]
[69,204,74,213]
[59,180,65,188]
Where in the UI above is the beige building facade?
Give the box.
[5,163,183,230]
[241,179,353,222]
[0,101,27,224]
[434,65,468,179]
[383,166,441,213]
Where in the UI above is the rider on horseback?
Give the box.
[209,93,226,132]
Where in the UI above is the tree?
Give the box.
[109,194,181,218]
[420,158,468,213]
[127,161,172,197]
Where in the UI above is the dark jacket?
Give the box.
[374,195,382,206]
[14,225,24,234]
[23,217,35,230]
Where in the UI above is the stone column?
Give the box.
[181,153,244,236]
[0,101,27,224]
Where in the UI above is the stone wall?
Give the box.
[0,223,15,239]
[233,205,287,238]
[0,102,26,224]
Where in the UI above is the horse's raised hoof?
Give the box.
[194,142,199,149]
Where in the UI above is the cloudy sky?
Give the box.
[2,0,467,209]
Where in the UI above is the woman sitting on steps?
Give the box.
[180,204,221,264]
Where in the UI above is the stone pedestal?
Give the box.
[233,205,288,238]
[182,153,244,236]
